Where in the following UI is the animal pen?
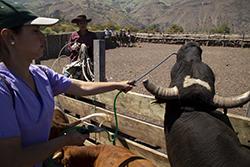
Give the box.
[135,33,250,48]
[43,39,250,167]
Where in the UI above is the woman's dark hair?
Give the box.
[9,25,23,35]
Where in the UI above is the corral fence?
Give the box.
[41,32,250,62]
[135,33,250,48]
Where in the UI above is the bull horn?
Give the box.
[53,151,63,160]
[211,91,250,108]
[143,79,179,99]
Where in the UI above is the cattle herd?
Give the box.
[50,42,250,167]
[105,33,137,48]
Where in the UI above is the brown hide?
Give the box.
[49,97,81,140]
[55,145,156,167]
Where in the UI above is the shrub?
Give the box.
[41,27,57,34]
[166,24,184,33]
[210,22,230,34]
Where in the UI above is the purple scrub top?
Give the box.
[0,64,71,167]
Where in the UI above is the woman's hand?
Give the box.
[64,129,89,146]
[115,81,133,93]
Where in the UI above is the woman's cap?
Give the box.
[0,0,59,31]
[71,15,92,23]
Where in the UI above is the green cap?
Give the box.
[0,0,58,31]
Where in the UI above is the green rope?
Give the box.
[103,90,122,142]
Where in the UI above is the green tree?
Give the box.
[155,27,160,32]
[141,28,149,33]
[143,24,157,33]
[64,19,70,24]
[54,13,65,23]
[51,24,61,33]
[91,24,104,31]
[148,24,157,31]
[60,25,67,32]
[103,22,119,30]
[127,26,140,33]
[41,27,57,34]
[89,27,98,31]
[166,24,184,33]
[65,24,77,32]
[210,22,230,34]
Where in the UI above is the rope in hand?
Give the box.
[48,126,85,167]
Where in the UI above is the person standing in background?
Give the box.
[104,27,111,37]
[67,15,97,62]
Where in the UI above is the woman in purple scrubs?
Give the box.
[0,1,133,167]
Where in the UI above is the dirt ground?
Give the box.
[41,43,250,117]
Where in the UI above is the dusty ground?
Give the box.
[41,43,250,117]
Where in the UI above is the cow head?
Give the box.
[143,41,250,111]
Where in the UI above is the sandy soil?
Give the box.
[41,43,250,117]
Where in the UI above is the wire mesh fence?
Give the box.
[42,31,105,60]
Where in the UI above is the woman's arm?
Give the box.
[0,130,88,167]
[65,79,133,96]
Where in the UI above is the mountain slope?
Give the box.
[20,0,250,34]
[154,0,250,33]
[24,0,145,28]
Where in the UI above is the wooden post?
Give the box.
[94,39,105,82]
[241,31,245,48]
[246,102,250,118]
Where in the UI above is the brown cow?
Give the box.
[49,96,81,140]
[54,145,157,167]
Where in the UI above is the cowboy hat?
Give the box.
[71,15,92,23]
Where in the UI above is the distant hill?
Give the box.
[15,0,250,34]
